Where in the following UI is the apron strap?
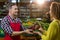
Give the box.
[7,15,12,22]
[7,15,20,23]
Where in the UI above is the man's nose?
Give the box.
[16,10,18,12]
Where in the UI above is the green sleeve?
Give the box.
[42,21,58,40]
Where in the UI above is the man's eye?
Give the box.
[15,8,18,10]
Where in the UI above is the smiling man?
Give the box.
[1,3,30,40]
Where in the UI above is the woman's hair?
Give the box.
[50,2,60,20]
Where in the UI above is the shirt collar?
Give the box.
[8,15,17,21]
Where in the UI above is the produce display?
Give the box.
[0,27,5,37]
[0,18,50,37]
[22,18,49,30]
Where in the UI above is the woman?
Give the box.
[40,2,60,40]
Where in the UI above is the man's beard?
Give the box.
[14,13,18,17]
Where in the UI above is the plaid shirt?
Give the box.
[1,15,25,35]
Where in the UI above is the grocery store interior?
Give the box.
[0,0,60,40]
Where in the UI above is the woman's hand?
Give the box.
[39,27,43,31]
[33,31,42,36]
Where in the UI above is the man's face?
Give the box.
[10,5,18,16]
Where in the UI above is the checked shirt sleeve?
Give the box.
[1,16,13,35]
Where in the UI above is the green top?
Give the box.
[42,19,60,40]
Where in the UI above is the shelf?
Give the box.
[0,1,50,18]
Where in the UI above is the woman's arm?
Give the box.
[42,21,58,40]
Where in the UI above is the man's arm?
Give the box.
[1,17,13,35]
[1,17,26,36]
[18,18,27,30]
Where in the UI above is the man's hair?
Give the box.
[50,2,60,20]
[8,3,17,9]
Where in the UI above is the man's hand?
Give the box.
[25,29,33,34]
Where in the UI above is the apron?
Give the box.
[4,16,21,40]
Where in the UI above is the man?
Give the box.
[1,3,31,40]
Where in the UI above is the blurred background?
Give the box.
[0,0,60,40]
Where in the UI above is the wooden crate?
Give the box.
[20,35,36,40]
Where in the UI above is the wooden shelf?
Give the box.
[0,1,51,18]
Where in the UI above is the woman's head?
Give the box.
[50,2,60,20]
